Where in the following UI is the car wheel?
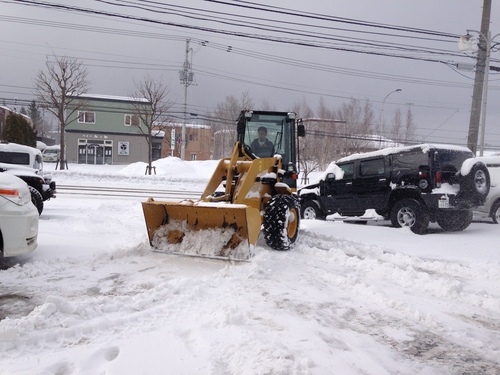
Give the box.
[29,186,44,215]
[461,162,490,204]
[301,200,325,220]
[263,195,300,250]
[437,210,473,232]
[492,201,500,224]
[390,199,429,234]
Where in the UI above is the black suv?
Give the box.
[299,144,490,234]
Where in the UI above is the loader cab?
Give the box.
[238,110,303,189]
[239,111,299,166]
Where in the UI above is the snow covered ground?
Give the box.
[1,158,499,375]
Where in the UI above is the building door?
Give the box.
[77,139,113,164]
[95,145,104,164]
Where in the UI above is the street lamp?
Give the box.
[379,89,402,148]
[460,30,500,156]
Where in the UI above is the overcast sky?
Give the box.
[1,0,500,149]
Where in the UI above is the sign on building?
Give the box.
[118,141,130,155]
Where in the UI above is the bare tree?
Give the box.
[390,108,403,143]
[34,55,90,170]
[259,98,275,111]
[404,106,417,144]
[130,76,172,175]
[335,98,375,156]
[210,91,254,159]
[291,99,322,183]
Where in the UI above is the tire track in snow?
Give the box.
[1,233,499,374]
[0,244,227,356]
[299,228,500,314]
[284,229,500,374]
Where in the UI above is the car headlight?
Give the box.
[0,188,31,206]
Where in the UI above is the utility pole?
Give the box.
[467,0,491,154]
[179,38,194,160]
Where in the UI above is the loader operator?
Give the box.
[251,126,275,157]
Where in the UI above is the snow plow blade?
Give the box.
[142,198,261,261]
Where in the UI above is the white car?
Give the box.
[42,146,60,163]
[0,173,38,257]
[474,156,500,223]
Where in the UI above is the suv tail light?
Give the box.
[433,151,442,188]
[435,171,442,188]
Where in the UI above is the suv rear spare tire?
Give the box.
[390,198,429,234]
[461,162,490,205]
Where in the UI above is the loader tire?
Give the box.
[263,195,300,251]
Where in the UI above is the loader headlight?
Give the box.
[287,112,296,120]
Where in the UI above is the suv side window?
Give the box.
[359,158,385,177]
[0,151,30,165]
[392,152,428,170]
[338,162,354,179]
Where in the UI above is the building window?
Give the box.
[190,153,197,161]
[124,114,139,127]
[78,111,95,124]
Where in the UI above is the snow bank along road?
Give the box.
[0,181,499,374]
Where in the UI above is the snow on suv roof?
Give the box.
[337,143,472,163]
[0,142,41,155]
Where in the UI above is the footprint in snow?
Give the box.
[78,346,120,373]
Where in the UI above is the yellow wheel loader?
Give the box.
[142,110,305,260]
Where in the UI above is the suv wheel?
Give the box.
[461,162,490,204]
[29,186,44,215]
[492,201,500,224]
[437,210,473,232]
[390,199,429,234]
[301,200,325,220]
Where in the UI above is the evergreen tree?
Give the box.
[2,113,37,147]
[27,100,43,135]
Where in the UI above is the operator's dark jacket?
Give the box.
[251,138,275,157]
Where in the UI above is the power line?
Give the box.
[3,0,466,64]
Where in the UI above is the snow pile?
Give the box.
[152,220,254,261]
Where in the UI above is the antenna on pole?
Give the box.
[179,38,194,160]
